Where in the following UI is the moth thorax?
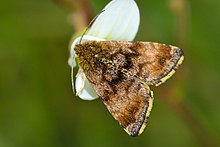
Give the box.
[74,41,105,70]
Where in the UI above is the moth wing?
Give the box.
[76,40,184,136]
[85,67,154,136]
[102,41,184,86]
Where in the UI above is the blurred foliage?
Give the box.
[0,0,220,147]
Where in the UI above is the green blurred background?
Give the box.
[0,0,220,146]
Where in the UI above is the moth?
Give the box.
[74,40,184,136]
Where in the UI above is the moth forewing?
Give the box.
[74,40,184,136]
[137,91,154,136]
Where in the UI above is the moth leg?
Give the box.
[75,68,86,96]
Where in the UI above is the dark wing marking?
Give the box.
[75,40,183,136]
[85,67,154,137]
[102,41,184,86]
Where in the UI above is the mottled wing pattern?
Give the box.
[85,67,154,136]
[101,41,184,86]
[75,41,184,136]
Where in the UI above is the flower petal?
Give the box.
[68,35,104,100]
[87,0,140,41]
[75,71,99,100]
[68,35,105,67]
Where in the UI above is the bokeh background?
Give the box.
[1,0,220,146]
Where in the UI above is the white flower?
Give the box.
[69,0,140,100]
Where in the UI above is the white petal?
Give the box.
[68,35,105,67]
[68,56,76,68]
[75,71,99,100]
[87,0,140,41]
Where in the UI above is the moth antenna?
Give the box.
[72,10,105,95]
[71,65,76,95]
[79,10,105,44]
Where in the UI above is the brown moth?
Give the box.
[74,41,184,137]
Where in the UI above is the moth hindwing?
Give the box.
[74,41,184,136]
